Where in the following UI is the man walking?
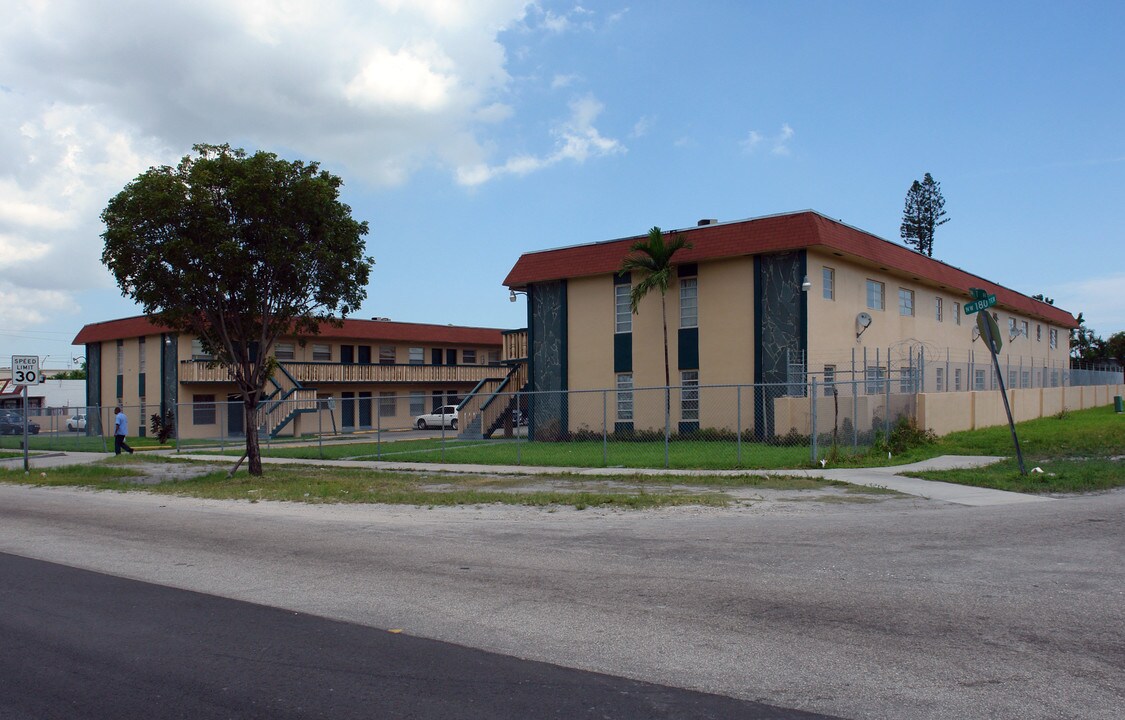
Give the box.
[114,406,134,455]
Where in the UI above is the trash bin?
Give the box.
[1116,396,1124,414]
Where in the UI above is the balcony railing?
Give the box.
[502,328,528,363]
[180,360,500,385]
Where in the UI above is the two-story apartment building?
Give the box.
[72,316,510,439]
[503,210,1079,437]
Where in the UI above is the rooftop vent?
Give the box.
[697,218,719,226]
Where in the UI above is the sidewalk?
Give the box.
[5,450,1048,508]
[169,452,1045,508]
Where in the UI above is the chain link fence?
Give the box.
[3,354,1120,467]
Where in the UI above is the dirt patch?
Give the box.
[118,461,228,485]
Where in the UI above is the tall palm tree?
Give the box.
[618,226,694,392]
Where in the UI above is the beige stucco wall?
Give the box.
[93,334,165,436]
[1010,389,1042,423]
[567,275,616,392]
[917,392,975,436]
[805,249,1071,384]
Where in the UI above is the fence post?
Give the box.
[885,361,891,443]
[376,398,382,461]
[516,390,521,466]
[736,385,742,467]
[664,386,670,469]
[602,389,607,467]
[810,377,818,463]
[852,378,858,449]
[318,399,324,460]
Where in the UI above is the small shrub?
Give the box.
[150,410,176,443]
[878,416,937,455]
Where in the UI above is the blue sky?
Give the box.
[2,0,1122,369]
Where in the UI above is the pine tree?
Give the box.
[900,172,949,257]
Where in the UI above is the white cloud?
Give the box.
[741,124,795,156]
[630,115,654,138]
[456,94,624,185]
[2,0,610,336]
[739,130,764,152]
[551,73,579,89]
[345,44,457,112]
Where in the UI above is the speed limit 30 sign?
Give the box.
[11,355,40,385]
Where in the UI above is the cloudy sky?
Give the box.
[2,0,1123,368]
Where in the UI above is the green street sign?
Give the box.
[965,295,996,314]
[965,288,996,315]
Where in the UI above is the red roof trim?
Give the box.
[73,316,504,346]
[502,211,1078,329]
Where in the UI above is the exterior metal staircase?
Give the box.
[456,362,529,440]
[258,363,319,438]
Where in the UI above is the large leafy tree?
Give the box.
[900,172,949,257]
[618,226,693,396]
[101,144,373,476]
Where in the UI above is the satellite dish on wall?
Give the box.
[855,312,872,342]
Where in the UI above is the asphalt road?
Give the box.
[0,553,830,720]
[0,483,1121,719]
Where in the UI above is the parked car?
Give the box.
[67,414,87,431]
[0,411,40,435]
[414,405,459,430]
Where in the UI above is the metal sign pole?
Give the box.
[23,385,29,472]
[980,313,1027,475]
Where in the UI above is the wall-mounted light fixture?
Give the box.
[509,289,527,303]
[800,275,812,292]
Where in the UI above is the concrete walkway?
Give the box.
[5,450,1048,507]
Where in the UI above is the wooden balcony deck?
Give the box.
[180,360,504,385]
[502,329,528,363]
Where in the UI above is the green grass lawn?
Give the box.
[227,436,815,469]
[2,456,898,509]
[199,404,1122,479]
[906,405,1124,493]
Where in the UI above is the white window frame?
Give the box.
[680,370,699,421]
[312,344,332,362]
[408,347,424,365]
[409,391,425,417]
[190,338,213,361]
[275,342,295,360]
[679,277,698,328]
[866,280,884,311]
[865,367,885,395]
[898,288,914,316]
[462,349,477,364]
[193,394,216,425]
[615,283,632,333]
[822,267,835,300]
[616,373,633,421]
[1049,328,1058,349]
[953,301,961,325]
[974,369,987,391]
[935,297,943,322]
[823,364,836,396]
[378,392,397,418]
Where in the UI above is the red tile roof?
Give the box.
[503,210,1078,328]
[73,316,504,346]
